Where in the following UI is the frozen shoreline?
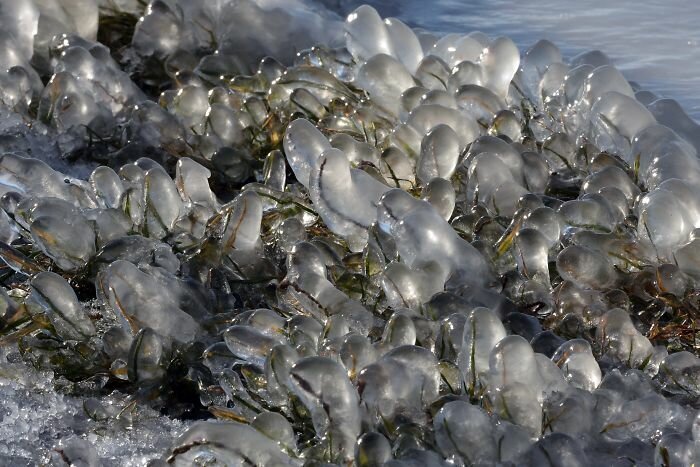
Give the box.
[0,1,698,465]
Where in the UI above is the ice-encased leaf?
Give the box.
[458,307,507,391]
[434,401,497,462]
[223,324,284,369]
[355,54,416,117]
[144,165,184,239]
[27,271,95,340]
[417,124,460,184]
[166,421,301,466]
[127,327,165,382]
[97,260,201,342]
[220,190,263,253]
[345,5,423,73]
[283,118,331,188]
[309,148,390,251]
[289,357,360,462]
[175,157,217,209]
[31,215,96,272]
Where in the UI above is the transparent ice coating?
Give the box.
[270,66,356,110]
[488,335,544,394]
[478,36,520,98]
[431,33,483,67]
[166,421,300,466]
[522,433,588,466]
[330,133,381,167]
[356,54,416,117]
[224,324,283,368]
[144,165,184,239]
[576,65,634,116]
[175,157,218,209]
[381,262,444,309]
[455,85,506,125]
[647,97,700,152]
[27,271,95,341]
[165,85,209,133]
[0,2,696,464]
[654,433,699,467]
[0,153,85,202]
[458,307,507,392]
[490,109,522,140]
[600,392,693,443]
[44,42,145,121]
[355,432,392,467]
[637,188,694,256]
[219,190,263,252]
[127,327,166,382]
[288,356,360,462]
[522,206,562,248]
[340,334,377,380]
[34,0,98,59]
[378,311,416,351]
[658,351,700,397]
[383,345,440,403]
[0,208,18,244]
[89,166,123,209]
[283,118,331,188]
[488,335,544,435]
[596,308,653,367]
[309,148,390,250]
[134,0,340,66]
[377,189,494,288]
[31,214,96,271]
[464,135,525,186]
[281,241,373,333]
[588,91,656,155]
[552,339,601,391]
[581,165,639,202]
[0,0,39,60]
[417,124,460,183]
[514,227,551,284]
[421,88,458,109]
[345,5,423,74]
[433,401,498,463]
[463,144,531,216]
[449,64,484,96]
[252,411,297,455]
[414,54,450,91]
[674,234,700,278]
[358,352,430,424]
[421,177,455,220]
[556,245,616,289]
[429,33,519,100]
[97,260,202,342]
[518,39,563,101]
[558,198,616,232]
[406,103,480,150]
[538,61,568,106]
[632,124,700,190]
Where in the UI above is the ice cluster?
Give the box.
[0,1,698,466]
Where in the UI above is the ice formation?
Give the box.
[0,1,697,466]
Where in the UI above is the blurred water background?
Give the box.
[322,0,700,120]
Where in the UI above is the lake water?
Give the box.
[325,0,700,120]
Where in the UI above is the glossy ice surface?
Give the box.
[0,1,697,466]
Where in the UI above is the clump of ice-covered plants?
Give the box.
[0,1,697,466]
